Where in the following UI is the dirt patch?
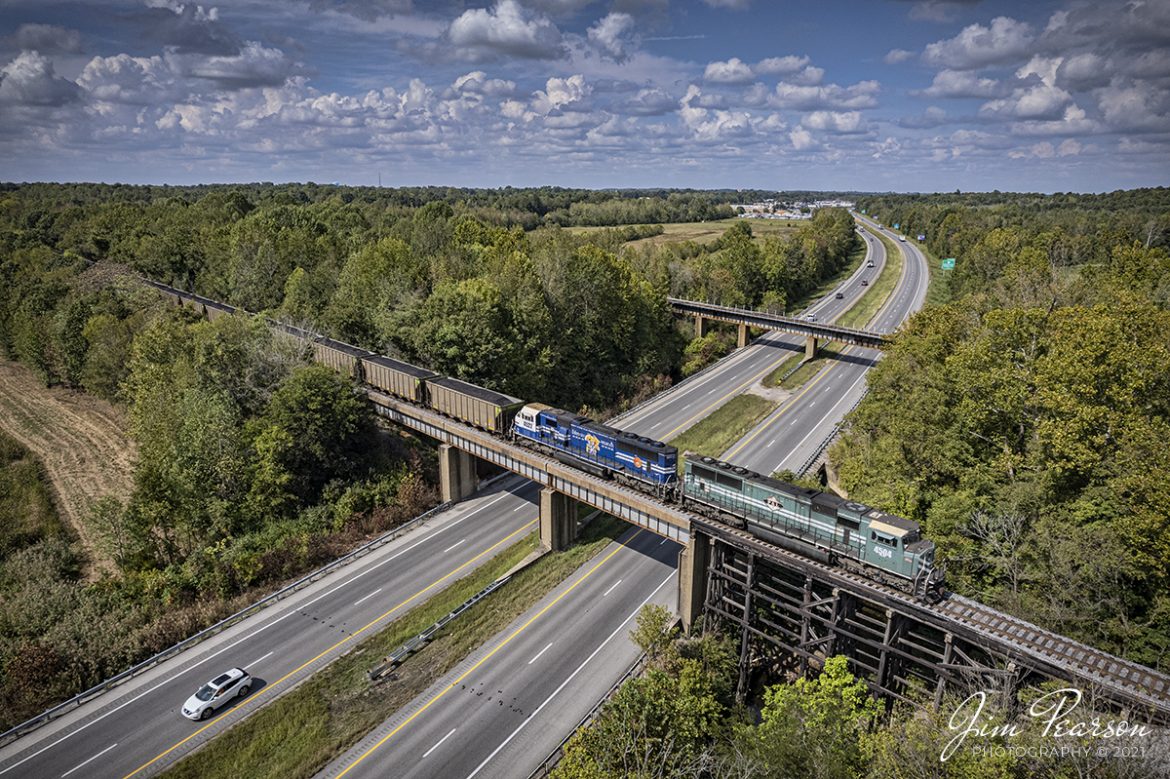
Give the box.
[0,360,136,575]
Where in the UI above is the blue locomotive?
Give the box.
[512,403,678,493]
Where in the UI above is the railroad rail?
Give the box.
[668,297,891,349]
[125,271,1170,725]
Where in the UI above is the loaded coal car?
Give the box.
[312,337,368,380]
[512,403,678,491]
[360,354,439,405]
[682,453,942,598]
[427,376,524,435]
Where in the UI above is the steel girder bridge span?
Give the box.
[667,296,890,358]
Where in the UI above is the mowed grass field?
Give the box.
[0,360,136,575]
[574,218,803,247]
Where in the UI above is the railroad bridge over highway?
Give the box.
[152,278,1170,727]
[668,296,891,358]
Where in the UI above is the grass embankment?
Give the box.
[913,240,952,308]
[162,516,629,779]
[0,430,64,558]
[783,235,869,315]
[669,394,776,465]
[835,229,904,331]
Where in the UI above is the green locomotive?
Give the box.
[683,453,943,599]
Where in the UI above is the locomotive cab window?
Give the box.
[871,532,898,548]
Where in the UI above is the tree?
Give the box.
[731,655,882,779]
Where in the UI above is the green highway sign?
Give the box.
[941,258,956,270]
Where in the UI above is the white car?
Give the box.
[182,667,252,720]
[803,313,817,322]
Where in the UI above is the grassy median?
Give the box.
[161,515,628,779]
[835,229,904,331]
[669,394,776,465]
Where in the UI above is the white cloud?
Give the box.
[755,55,809,75]
[1096,80,1170,132]
[884,49,914,65]
[451,71,516,98]
[530,74,591,115]
[803,110,864,133]
[1007,104,1100,136]
[789,125,816,150]
[918,69,1003,98]
[981,81,1072,120]
[1057,138,1083,156]
[0,51,82,106]
[923,16,1034,70]
[587,12,635,63]
[624,86,676,116]
[448,0,565,61]
[771,79,880,110]
[703,57,754,84]
[181,41,296,89]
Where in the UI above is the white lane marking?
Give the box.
[443,539,467,554]
[61,743,117,778]
[706,387,717,395]
[766,438,775,448]
[809,400,816,406]
[527,643,553,665]
[774,369,870,473]
[353,588,383,607]
[464,572,676,779]
[512,505,525,513]
[659,538,667,545]
[423,728,457,758]
[245,651,274,669]
[0,491,516,777]
[602,579,623,597]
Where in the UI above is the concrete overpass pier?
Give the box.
[439,443,478,503]
[693,315,711,339]
[805,334,818,360]
[678,529,711,632]
[737,323,749,348]
[540,487,578,551]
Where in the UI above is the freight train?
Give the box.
[146,279,944,600]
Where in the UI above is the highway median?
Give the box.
[159,515,628,779]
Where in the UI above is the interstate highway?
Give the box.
[609,223,886,440]
[0,482,540,779]
[318,526,679,779]
[720,218,929,476]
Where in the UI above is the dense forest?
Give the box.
[834,189,1170,671]
[0,183,859,728]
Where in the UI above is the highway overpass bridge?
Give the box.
[668,297,891,358]
[140,277,1170,726]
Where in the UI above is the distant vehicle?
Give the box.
[804,313,818,322]
[867,261,875,268]
[182,668,251,720]
[835,292,845,299]
[899,236,907,242]
[861,279,869,286]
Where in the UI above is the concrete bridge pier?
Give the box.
[678,529,711,632]
[737,323,749,349]
[540,487,577,551]
[694,315,711,339]
[439,443,478,503]
[805,334,819,360]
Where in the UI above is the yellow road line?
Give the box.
[122,519,538,779]
[335,529,643,778]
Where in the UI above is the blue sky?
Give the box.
[0,0,1167,192]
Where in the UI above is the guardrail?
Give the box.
[526,651,650,779]
[796,389,868,476]
[0,499,455,748]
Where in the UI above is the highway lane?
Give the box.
[0,481,541,779]
[610,227,885,443]
[719,219,930,476]
[318,526,680,779]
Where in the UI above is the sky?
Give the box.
[0,0,1168,192]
